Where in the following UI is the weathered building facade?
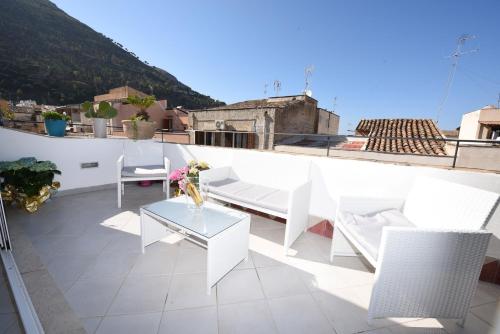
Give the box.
[188,95,322,149]
[317,108,340,135]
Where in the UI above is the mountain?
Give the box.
[0,0,224,108]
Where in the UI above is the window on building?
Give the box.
[164,117,173,131]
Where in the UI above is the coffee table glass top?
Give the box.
[142,196,248,238]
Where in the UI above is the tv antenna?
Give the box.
[273,80,281,96]
[332,96,337,112]
[304,65,314,96]
[264,83,268,97]
[436,34,478,123]
[497,92,500,109]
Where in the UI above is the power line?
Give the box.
[436,34,478,124]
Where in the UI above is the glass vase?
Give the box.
[184,176,204,212]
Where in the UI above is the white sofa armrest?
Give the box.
[199,166,232,184]
[283,180,312,254]
[336,196,405,218]
[369,227,491,320]
[163,157,171,174]
[117,155,124,181]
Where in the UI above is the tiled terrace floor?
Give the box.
[5,184,500,334]
[0,262,23,333]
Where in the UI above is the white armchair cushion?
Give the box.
[121,165,167,178]
[341,209,414,260]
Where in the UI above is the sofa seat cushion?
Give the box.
[208,179,253,198]
[256,190,288,214]
[340,209,414,260]
[208,178,288,214]
[122,165,167,178]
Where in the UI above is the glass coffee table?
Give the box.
[140,196,251,294]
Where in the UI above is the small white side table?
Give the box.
[140,196,250,294]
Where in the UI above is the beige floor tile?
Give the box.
[81,317,102,334]
[471,301,500,327]
[219,300,277,334]
[257,266,309,299]
[217,268,264,304]
[172,247,207,274]
[159,306,217,334]
[128,248,177,277]
[439,312,494,334]
[0,281,16,314]
[107,275,170,315]
[164,273,216,310]
[46,253,97,288]
[80,251,139,279]
[268,294,333,334]
[96,312,162,334]
[64,277,123,317]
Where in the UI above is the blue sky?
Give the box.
[52,0,500,134]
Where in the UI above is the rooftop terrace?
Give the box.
[4,184,500,334]
[0,127,500,333]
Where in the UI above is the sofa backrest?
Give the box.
[229,150,311,190]
[403,176,499,230]
[123,140,164,167]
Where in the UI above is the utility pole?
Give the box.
[304,65,314,96]
[273,80,281,96]
[436,34,478,124]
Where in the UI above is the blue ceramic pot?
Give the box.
[44,119,67,137]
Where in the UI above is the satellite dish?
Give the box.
[305,89,313,97]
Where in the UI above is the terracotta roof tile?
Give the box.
[355,119,447,156]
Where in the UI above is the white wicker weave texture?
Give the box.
[368,228,491,320]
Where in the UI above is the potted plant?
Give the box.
[82,101,118,138]
[0,157,61,213]
[122,95,157,140]
[42,111,70,137]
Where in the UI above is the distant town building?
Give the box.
[459,105,500,140]
[188,95,337,149]
[355,119,448,155]
[92,86,186,132]
[317,108,340,135]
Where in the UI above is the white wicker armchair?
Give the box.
[330,176,499,325]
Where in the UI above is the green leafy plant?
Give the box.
[82,101,118,119]
[126,95,156,121]
[0,158,61,197]
[42,111,70,121]
[0,106,14,120]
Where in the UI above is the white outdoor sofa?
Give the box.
[117,140,170,208]
[330,176,499,325]
[199,151,312,254]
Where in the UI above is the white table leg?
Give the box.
[140,210,170,253]
[206,216,250,295]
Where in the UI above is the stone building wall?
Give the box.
[273,97,318,145]
[188,108,275,149]
[317,108,340,135]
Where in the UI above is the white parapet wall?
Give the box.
[0,128,125,191]
[1,127,500,258]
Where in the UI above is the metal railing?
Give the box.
[2,120,499,171]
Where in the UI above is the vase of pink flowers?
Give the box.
[168,160,209,210]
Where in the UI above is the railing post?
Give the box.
[452,140,460,168]
[232,132,235,148]
[326,136,331,157]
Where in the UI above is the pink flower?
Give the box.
[168,167,187,181]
